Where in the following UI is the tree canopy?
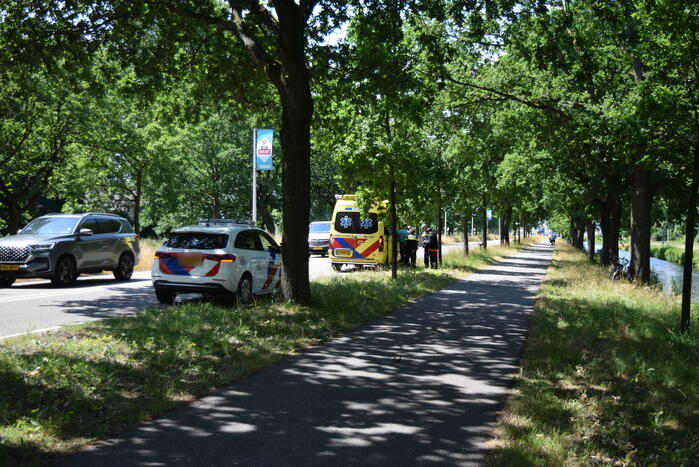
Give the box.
[0,0,696,326]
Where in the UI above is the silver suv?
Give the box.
[0,213,140,287]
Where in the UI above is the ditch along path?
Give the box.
[64,242,553,467]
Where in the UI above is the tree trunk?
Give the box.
[6,198,21,235]
[462,214,469,256]
[499,218,504,245]
[276,66,312,304]
[518,221,522,244]
[504,206,512,246]
[225,2,314,304]
[574,218,585,249]
[680,139,699,333]
[599,191,621,266]
[608,194,621,264]
[598,200,611,266]
[133,170,142,234]
[212,192,220,218]
[254,173,274,234]
[586,220,596,263]
[437,207,442,266]
[257,196,276,234]
[629,165,652,283]
[481,199,487,250]
[390,171,398,279]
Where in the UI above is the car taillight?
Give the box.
[203,254,236,263]
[154,251,175,259]
[379,236,384,252]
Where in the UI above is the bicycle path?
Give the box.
[63,243,553,466]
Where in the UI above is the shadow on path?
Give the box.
[61,244,553,466]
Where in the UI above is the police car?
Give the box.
[151,219,282,305]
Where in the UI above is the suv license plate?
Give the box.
[0,265,19,271]
[335,249,352,257]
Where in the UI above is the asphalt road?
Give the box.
[0,241,494,340]
[63,243,553,466]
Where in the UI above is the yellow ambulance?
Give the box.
[329,194,393,272]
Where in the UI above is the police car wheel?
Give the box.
[331,263,342,272]
[155,288,176,305]
[237,274,253,305]
[0,277,15,287]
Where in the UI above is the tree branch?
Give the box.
[227,0,281,81]
[1,98,37,168]
[300,0,320,21]
[240,0,280,33]
[168,6,236,32]
[443,73,572,120]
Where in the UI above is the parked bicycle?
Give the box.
[610,256,630,280]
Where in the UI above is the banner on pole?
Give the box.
[486,209,492,221]
[255,129,273,170]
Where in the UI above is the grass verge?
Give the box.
[0,240,537,466]
[650,244,699,271]
[486,243,699,466]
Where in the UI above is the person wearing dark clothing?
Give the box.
[397,224,409,266]
[421,224,439,269]
[406,227,418,268]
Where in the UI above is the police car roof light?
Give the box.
[197,218,255,226]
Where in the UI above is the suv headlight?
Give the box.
[30,242,56,251]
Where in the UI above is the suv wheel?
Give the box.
[155,288,176,305]
[52,256,77,287]
[113,253,134,281]
[237,274,253,305]
[331,263,343,272]
[0,277,15,287]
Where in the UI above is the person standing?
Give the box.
[406,227,418,268]
[421,224,439,269]
[397,224,409,266]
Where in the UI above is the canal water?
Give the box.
[585,243,699,303]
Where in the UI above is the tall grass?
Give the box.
[487,244,699,466]
[135,238,163,272]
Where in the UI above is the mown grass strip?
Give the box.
[0,240,537,466]
[486,243,699,466]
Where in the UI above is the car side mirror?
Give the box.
[79,228,93,236]
[16,229,22,235]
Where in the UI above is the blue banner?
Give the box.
[255,129,273,171]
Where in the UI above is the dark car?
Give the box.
[0,213,140,287]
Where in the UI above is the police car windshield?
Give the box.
[309,222,330,233]
[165,233,228,250]
[21,217,79,235]
[334,212,378,235]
